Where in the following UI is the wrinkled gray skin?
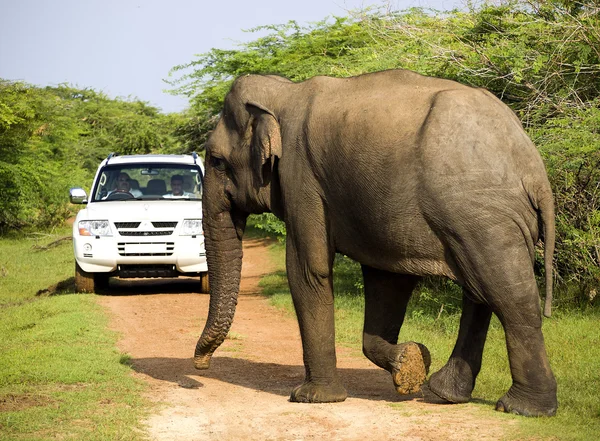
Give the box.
[194,70,557,417]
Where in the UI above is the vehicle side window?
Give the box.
[94,171,111,201]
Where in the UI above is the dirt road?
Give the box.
[99,238,511,441]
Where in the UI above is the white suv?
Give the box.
[70,153,209,293]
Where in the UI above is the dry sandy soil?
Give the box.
[99,238,513,441]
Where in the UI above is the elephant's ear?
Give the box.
[247,103,282,187]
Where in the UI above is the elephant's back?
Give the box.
[302,69,468,95]
[294,72,545,275]
[300,71,469,167]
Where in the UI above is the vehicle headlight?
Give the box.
[181,219,203,236]
[78,220,112,237]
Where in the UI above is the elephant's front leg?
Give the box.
[286,236,347,403]
[362,266,430,394]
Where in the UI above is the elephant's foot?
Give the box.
[193,354,211,370]
[391,342,431,395]
[290,380,348,403]
[495,386,557,417]
[427,360,474,404]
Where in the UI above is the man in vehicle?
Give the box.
[105,172,143,198]
[163,174,193,198]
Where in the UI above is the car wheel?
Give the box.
[75,263,95,293]
[200,273,210,294]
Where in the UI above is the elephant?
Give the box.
[193,69,558,417]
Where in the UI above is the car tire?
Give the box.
[75,263,110,293]
[75,263,95,293]
[94,273,110,292]
[200,273,210,294]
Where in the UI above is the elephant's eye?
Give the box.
[210,156,227,171]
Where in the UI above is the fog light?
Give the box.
[83,243,92,252]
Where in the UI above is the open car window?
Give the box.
[92,164,203,202]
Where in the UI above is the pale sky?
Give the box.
[0,0,464,113]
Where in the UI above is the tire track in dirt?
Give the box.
[99,238,512,441]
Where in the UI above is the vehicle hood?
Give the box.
[76,200,203,222]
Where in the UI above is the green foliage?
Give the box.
[0,81,185,232]
[171,0,600,305]
[169,109,218,155]
[533,103,600,302]
[249,213,286,239]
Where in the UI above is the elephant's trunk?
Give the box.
[194,210,244,369]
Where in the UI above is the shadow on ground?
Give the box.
[128,355,462,405]
[36,276,204,297]
[104,277,203,296]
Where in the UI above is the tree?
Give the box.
[0,81,185,232]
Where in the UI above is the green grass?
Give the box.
[0,227,147,441]
[0,229,76,306]
[258,239,600,441]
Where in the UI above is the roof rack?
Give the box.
[106,152,117,164]
[192,152,198,165]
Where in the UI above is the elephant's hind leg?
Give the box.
[428,293,492,403]
[493,286,558,416]
[361,266,430,394]
[437,229,557,416]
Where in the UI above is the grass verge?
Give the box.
[0,227,147,441]
[258,237,600,441]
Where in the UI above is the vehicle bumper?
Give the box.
[73,234,208,275]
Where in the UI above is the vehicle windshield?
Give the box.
[92,164,203,202]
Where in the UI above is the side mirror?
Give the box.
[70,187,88,204]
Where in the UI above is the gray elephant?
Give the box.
[193,69,557,417]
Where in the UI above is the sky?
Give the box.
[0,0,465,114]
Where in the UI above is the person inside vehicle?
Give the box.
[163,174,193,198]
[105,172,143,198]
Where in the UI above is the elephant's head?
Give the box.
[194,75,290,369]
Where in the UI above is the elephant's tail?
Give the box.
[539,190,555,318]
[524,176,555,318]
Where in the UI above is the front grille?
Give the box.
[118,264,178,278]
[114,222,141,229]
[152,221,178,228]
[117,242,175,256]
[115,220,178,237]
[119,231,173,236]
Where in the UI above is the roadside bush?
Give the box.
[533,103,600,304]
[0,81,185,232]
[250,213,287,239]
[0,160,87,232]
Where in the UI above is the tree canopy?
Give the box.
[0,81,188,231]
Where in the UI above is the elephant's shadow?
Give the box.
[129,355,464,404]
